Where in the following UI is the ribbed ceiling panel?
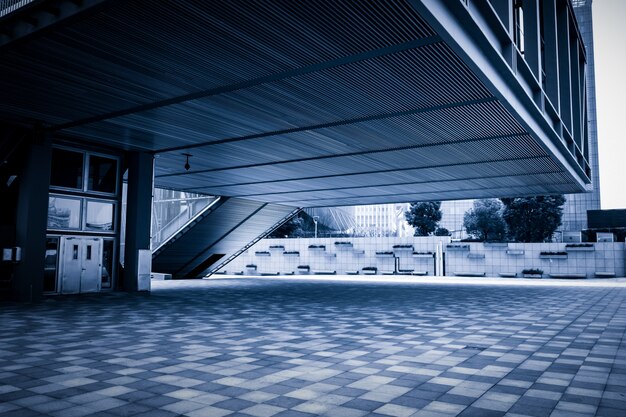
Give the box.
[181,158,563,197]
[154,136,553,192]
[0,1,587,205]
[0,0,434,126]
[256,173,577,203]
[152,100,527,176]
[291,182,584,208]
[65,42,494,151]
[269,180,583,206]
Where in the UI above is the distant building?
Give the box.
[439,200,474,239]
[348,200,472,239]
[353,203,413,237]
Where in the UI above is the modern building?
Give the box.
[561,0,601,232]
[352,203,413,237]
[0,0,593,300]
[413,0,602,237]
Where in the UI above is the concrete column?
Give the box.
[435,241,444,277]
[123,151,153,292]
[13,131,51,302]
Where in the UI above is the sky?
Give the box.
[593,0,626,209]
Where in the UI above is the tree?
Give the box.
[269,212,306,238]
[463,199,506,241]
[405,201,442,236]
[501,195,565,242]
[434,227,450,236]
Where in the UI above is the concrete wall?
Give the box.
[218,236,449,276]
[445,242,625,278]
[217,237,625,278]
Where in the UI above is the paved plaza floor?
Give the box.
[1,276,626,417]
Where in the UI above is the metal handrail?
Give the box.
[152,198,212,247]
[152,196,222,254]
[206,207,301,277]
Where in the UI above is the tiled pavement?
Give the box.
[1,277,626,417]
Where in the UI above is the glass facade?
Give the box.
[50,148,84,190]
[46,145,121,293]
[85,200,115,231]
[561,0,601,232]
[47,196,82,230]
[88,155,118,194]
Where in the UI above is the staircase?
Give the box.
[152,197,298,279]
[206,206,301,277]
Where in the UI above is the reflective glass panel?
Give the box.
[47,197,81,229]
[50,148,83,190]
[88,155,117,194]
[43,237,58,292]
[85,200,114,231]
[102,239,114,288]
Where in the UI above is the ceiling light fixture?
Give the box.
[182,153,192,171]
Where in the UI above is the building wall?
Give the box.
[439,200,474,239]
[446,242,623,278]
[217,237,625,278]
[561,0,602,231]
[346,2,601,236]
[349,201,473,239]
[353,203,412,237]
[220,236,448,276]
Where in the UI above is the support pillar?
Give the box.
[13,131,51,302]
[123,151,153,292]
[435,241,444,277]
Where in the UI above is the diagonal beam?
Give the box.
[172,203,268,277]
[50,34,442,131]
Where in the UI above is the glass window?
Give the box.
[514,0,525,55]
[88,155,118,194]
[48,196,81,230]
[50,148,84,190]
[43,237,59,292]
[85,200,115,231]
[101,239,114,288]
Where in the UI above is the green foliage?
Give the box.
[269,211,330,238]
[500,195,565,242]
[434,227,450,236]
[405,201,442,236]
[463,199,506,242]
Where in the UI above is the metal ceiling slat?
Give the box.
[1,0,585,205]
[156,151,557,195]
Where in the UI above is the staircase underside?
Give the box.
[152,197,296,278]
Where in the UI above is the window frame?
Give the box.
[49,145,120,197]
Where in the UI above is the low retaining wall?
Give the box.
[216,237,626,278]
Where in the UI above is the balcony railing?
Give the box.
[151,193,218,250]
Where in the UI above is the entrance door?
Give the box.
[59,237,102,294]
